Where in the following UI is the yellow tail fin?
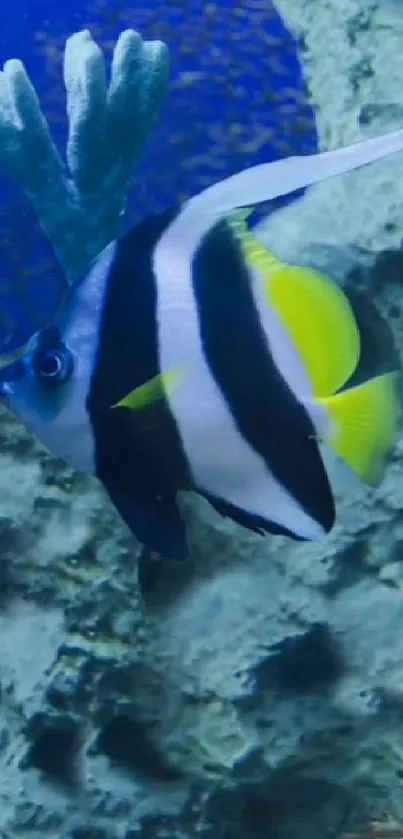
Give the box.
[228,209,360,398]
[317,371,400,484]
[111,364,188,411]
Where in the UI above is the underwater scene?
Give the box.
[2,0,403,837]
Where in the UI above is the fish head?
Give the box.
[0,245,111,474]
[0,325,75,423]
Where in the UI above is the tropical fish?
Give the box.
[1,132,402,560]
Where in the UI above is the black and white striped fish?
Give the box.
[1,132,402,560]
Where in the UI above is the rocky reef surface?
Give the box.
[2,2,403,838]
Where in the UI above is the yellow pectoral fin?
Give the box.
[111,363,189,411]
[229,210,360,398]
[317,371,401,485]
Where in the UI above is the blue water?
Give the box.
[0,0,317,353]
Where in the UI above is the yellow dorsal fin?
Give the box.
[317,371,400,484]
[111,363,188,411]
[228,210,360,398]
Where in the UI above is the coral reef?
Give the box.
[0,28,169,281]
[4,402,403,838]
[257,1,403,285]
[0,2,403,839]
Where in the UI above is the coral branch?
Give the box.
[64,30,109,196]
[0,29,170,281]
[0,59,66,193]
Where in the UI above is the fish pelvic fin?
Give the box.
[317,371,401,485]
[228,209,360,398]
[112,363,189,410]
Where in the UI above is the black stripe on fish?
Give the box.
[191,218,335,537]
[87,212,192,559]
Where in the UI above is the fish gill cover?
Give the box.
[0,0,317,356]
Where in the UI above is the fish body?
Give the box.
[1,135,402,559]
[1,208,398,559]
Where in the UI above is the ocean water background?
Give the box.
[0,0,317,353]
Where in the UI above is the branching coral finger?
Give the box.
[0,28,170,281]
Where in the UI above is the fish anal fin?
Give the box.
[105,483,189,561]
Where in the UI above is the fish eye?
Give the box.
[33,345,74,388]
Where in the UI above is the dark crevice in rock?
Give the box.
[23,713,83,787]
[137,547,195,609]
[96,665,136,700]
[64,830,110,839]
[347,248,403,297]
[204,773,352,839]
[46,654,98,712]
[322,541,370,597]
[255,623,343,695]
[95,713,182,781]
[0,527,33,604]
[0,554,16,605]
